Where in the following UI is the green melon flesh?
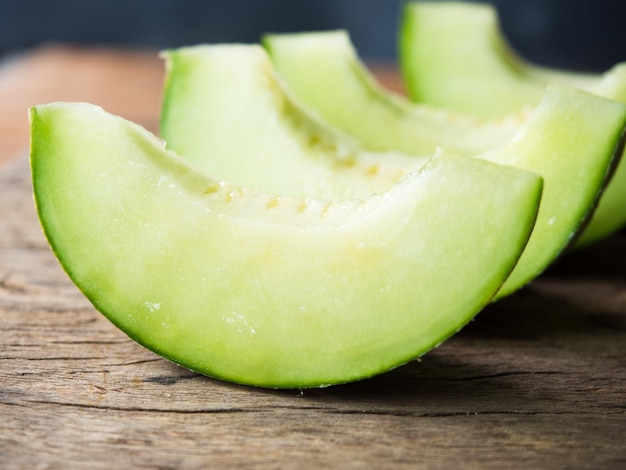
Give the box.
[478,87,626,298]
[400,1,626,115]
[399,1,603,117]
[30,102,542,388]
[162,43,626,299]
[399,1,626,247]
[263,30,522,157]
[161,44,426,200]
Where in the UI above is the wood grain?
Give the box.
[1,46,625,470]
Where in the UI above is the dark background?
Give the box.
[0,0,624,71]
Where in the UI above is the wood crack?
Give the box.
[100,358,163,367]
[438,370,564,381]
[0,356,118,361]
[9,399,623,419]
[14,399,269,414]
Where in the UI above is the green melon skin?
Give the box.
[399,1,626,247]
[263,29,522,157]
[160,43,626,300]
[30,102,542,389]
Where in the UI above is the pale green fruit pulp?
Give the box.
[30,103,542,388]
[477,87,626,298]
[163,42,626,299]
[264,29,523,157]
[399,1,626,247]
[161,44,426,201]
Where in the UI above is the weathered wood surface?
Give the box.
[1,46,625,470]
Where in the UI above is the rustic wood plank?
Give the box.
[1,152,625,468]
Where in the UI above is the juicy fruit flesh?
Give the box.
[399,1,626,247]
[399,1,546,117]
[166,43,626,299]
[264,29,523,157]
[161,44,425,200]
[400,1,626,117]
[30,102,542,388]
[478,86,626,298]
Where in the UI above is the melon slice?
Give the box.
[478,87,626,298]
[160,43,626,299]
[399,0,626,246]
[30,102,542,388]
[161,44,426,201]
[399,1,626,117]
[263,29,522,157]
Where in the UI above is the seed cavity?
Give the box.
[321,202,333,219]
[266,197,282,209]
[308,134,321,147]
[297,200,308,213]
[225,188,244,203]
[203,181,224,195]
[367,164,379,176]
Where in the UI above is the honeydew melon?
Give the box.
[263,29,522,157]
[161,44,425,200]
[30,102,542,388]
[399,1,626,246]
[161,43,626,299]
[479,87,626,298]
[399,1,626,117]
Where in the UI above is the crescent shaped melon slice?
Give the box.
[399,1,626,247]
[263,29,522,157]
[30,102,541,388]
[160,44,427,201]
[158,43,626,300]
[398,1,626,117]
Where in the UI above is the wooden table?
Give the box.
[1,45,624,469]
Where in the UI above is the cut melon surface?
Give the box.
[161,44,426,200]
[161,43,626,299]
[400,1,547,117]
[398,1,626,116]
[399,1,626,247]
[30,102,542,388]
[263,30,522,157]
[477,86,626,298]
[400,1,626,115]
